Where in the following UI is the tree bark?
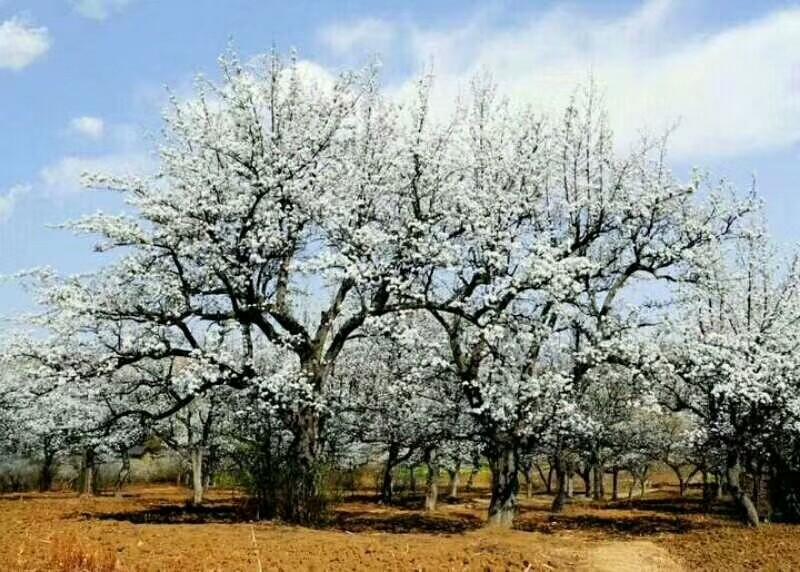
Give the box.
[701,470,713,510]
[487,444,519,526]
[551,459,568,513]
[534,463,548,495]
[80,448,96,496]
[424,447,439,512]
[448,463,460,499]
[592,463,604,501]
[668,463,688,497]
[726,451,759,527]
[284,405,323,522]
[409,464,417,493]
[115,450,131,497]
[190,447,204,505]
[752,472,761,506]
[580,465,592,498]
[611,468,620,501]
[380,443,399,504]
[525,465,535,499]
[40,447,55,493]
[466,465,478,492]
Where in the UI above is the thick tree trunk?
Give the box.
[487,445,519,526]
[80,448,96,496]
[752,472,761,506]
[701,470,713,510]
[580,466,592,498]
[726,451,759,527]
[203,446,216,491]
[40,449,55,493]
[424,447,439,512]
[611,468,620,501]
[380,444,399,504]
[551,460,568,513]
[448,463,460,499]
[284,405,323,522]
[191,447,204,505]
[592,464,604,501]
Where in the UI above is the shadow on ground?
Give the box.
[329,508,483,534]
[75,499,246,525]
[76,497,485,534]
[514,512,710,536]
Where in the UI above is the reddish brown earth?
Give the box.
[1,484,799,571]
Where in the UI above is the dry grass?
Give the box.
[46,535,121,572]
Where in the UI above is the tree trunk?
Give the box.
[380,444,399,504]
[40,449,55,493]
[726,451,759,527]
[409,464,417,493]
[534,463,548,495]
[190,447,204,505]
[592,463,604,501]
[547,465,554,494]
[566,472,574,498]
[551,460,568,513]
[668,463,688,497]
[424,447,439,512]
[79,448,96,496]
[753,472,761,506]
[611,468,620,501]
[448,464,460,499]
[580,466,591,498]
[466,465,478,491]
[487,445,519,526]
[525,465,535,499]
[203,446,216,491]
[115,450,131,497]
[284,405,323,523]
[702,470,713,510]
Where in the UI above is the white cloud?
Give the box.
[0,184,30,221]
[0,17,50,70]
[40,153,153,195]
[318,18,396,56]
[71,0,135,20]
[69,116,105,140]
[327,1,800,158]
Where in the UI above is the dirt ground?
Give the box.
[2,483,800,571]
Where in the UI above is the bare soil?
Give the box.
[1,483,798,571]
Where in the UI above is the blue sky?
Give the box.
[0,0,798,313]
